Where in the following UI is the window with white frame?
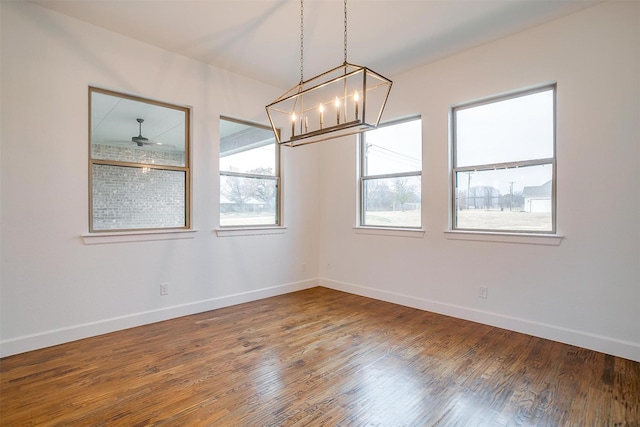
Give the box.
[452,85,556,233]
[360,117,422,228]
[219,117,280,227]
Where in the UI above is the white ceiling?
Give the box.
[31,0,601,89]
[35,0,600,150]
[90,89,188,152]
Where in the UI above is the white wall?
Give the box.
[318,1,640,362]
[0,2,321,357]
[1,1,638,363]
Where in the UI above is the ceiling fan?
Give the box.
[130,118,174,148]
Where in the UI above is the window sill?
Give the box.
[82,229,198,245]
[215,226,287,237]
[353,227,425,238]
[444,230,563,246]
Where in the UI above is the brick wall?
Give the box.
[91,144,186,230]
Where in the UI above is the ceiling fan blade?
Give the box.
[146,141,176,148]
[97,119,178,150]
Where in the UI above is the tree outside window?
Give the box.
[219,117,280,227]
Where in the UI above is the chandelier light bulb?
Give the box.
[291,113,296,136]
[354,90,359,120]
[265,0,392,146]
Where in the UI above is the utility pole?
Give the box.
[467,171,473,210]
[509,181,515,211]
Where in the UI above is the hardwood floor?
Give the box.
[1,287,638,426]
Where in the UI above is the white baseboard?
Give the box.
[4,278,638,362]
[320,278,640,363]
[0,279,318,358]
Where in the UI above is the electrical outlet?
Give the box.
[479,286,488,299]
[326,263,332,270]
[160,283,169,296]
[302,263,307,272]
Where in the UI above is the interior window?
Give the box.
[89,87,190,232]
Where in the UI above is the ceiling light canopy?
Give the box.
[266,0,392,147]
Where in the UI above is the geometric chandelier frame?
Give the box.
[266,0,392,147]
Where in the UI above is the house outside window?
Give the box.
[451,85,556,233]
[89,88,190,232]
[360,117,422,228]
[219,117,280,227]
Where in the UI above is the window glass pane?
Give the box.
[219,117,279,228]
[220,119,275,174]
[454,163,553,232]
[363,175,421,228]
[220,175,277,226]
[364,119,422,176]
[92,165,185,230]
[90,91,186,167]
[220,144,275,175]
[455,89,554,167]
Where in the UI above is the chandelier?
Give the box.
[266,0,392,147]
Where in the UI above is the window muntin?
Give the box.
[361,117,422,229]
[219,117,280,227]
[452,85,556,233]
[89,87,190,232]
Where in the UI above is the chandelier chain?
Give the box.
[266,0,392,146]
[300,0,304,83]
[343,0,348,64]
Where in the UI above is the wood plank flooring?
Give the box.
[1,287,638,426]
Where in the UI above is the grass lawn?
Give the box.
[364,209,552,231]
